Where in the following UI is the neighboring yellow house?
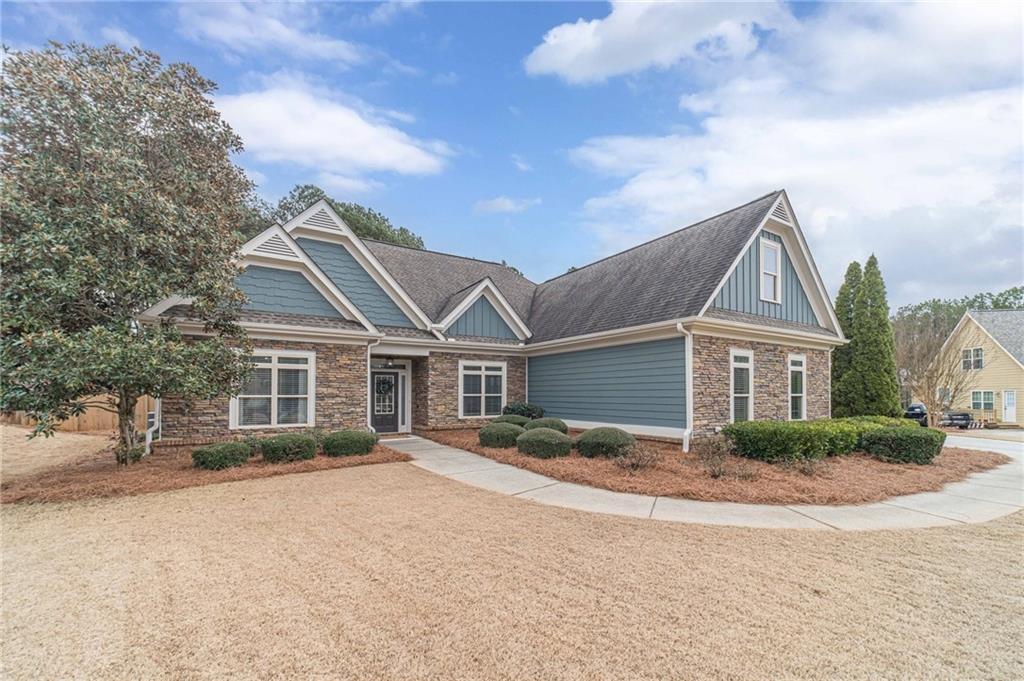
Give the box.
[943,310,1023,425]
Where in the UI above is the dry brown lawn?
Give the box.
[1,425,410,504]
[2,462,1021,680]
[427,429,1009,505]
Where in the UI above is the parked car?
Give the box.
[939,411,973,428]
[903,403,928,426]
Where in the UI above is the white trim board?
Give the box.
[560,419,686,441]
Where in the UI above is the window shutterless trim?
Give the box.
[729,348,753,423]
[229,349,316,429]
[759,238,782,304]
[457,360,507,419]
[788,353,806,421]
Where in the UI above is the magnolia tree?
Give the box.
[1,44,253,462]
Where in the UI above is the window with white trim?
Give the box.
[231,351,315,428]
[459,361,506,418]
[789,354,806,420]
[730,349,753,422]
[971,390,994,411]
[760,238,782,304]
[962,347,983,370]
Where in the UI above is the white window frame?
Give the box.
[458,360,507,419]
[971,389,994,411]
[729,348,754,423]
[788,353,806,421]
[229,350,316,429]
[759,237,782,304]
[962,347,983,371]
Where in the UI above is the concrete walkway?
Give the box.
[385,434,1023,530]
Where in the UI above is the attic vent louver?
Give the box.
[770,201,792,224]
[253,234,297,258]
[304,208,340,231]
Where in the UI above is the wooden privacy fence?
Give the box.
[1,396,156,433]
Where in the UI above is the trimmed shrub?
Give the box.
[523,417,569,434]
[721,421,830,463]
[492,414,530,427]
[575,427,636,458]
[860,427,946,464]
[260,434,317,463]
[516,428,572,459]
[502,402,545,419]
[322,430,378,457]
[479,422,525,448]
[192,442,252,470]
[809,419,861,455]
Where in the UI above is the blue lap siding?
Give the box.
[527,338,687,429]
[238,266,343,318]
[449,296,517,339]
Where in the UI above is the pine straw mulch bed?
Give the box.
[425,429,1010,506]
[1,443,411,505]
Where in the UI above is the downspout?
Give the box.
[144,397,161,455]
[366,338,382,432]
[676,323,694,453]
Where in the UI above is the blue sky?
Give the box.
[4,1,1022,306]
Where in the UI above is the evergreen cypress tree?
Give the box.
[831,261,862,414]
[835,255,901,417]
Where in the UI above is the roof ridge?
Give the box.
[537,190,782,286]
[363,238,537,284]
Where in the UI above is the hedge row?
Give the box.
[192,429,379,469]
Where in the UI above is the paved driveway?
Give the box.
[3,462,1021,680]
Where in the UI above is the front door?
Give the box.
[371,371,399,433]
[1003,390,1017,423]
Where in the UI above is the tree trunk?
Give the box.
[115,389,139,465]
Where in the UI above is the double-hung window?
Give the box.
[730,349,753,422]
[788,354,806,420]
[459,361,506,418]
[962,347,983,370]
[231,351,316,428]
[971,390,994,411]
[760,238,782,304]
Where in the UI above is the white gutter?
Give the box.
[366,338,382,432]
[676,323,694,453]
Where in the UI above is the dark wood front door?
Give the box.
[371,371,399,433]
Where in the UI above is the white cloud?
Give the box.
[317,172,382,194]
[217,75,452,191]
[432,71,459,86]
[365,1,422,26]
[474,196,542,214]
[511,154,532,172]
[558,2,1023,305]
[524,1,788,84]
[244,168,268,186]
[100,26,139,50]
[178,3,364,63]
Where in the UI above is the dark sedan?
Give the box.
[903,403,928,426]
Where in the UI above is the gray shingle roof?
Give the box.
[526,192,782,342]
[969,309,1024,365]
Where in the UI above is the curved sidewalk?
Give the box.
[385,434,1023,531]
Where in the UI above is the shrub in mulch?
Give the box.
[860,427,946,464]
[492,414,530,427]
[502,402,545,419]
[322,431,379,457]
[721,421,830,463]
[575,427,636,458]
[523,417,569,434]
[517,427,572,459]
[612,442,660,474]
[192,442,253,470]
[260,434,317,463]
[479,422,525,448]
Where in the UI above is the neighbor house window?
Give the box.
[459,361,506,418]
[962,347,983,370]
[230,351,316,428]
[789,354,806,420]
[971,390,994,411]
[760,238,782,304]
[730,349,753,422]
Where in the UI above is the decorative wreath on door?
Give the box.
[376,380,394,395]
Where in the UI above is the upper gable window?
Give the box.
[760,238,782,304]
[962,347,983,370]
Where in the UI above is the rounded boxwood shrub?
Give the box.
[322,430,378,457]
[575,427,636,458]
[523,417,569,434]
[502,402,545,419]
[479,422,525,448]
[806,420,861,456]
[192,442,252,470]
[492,414,530,427]
[860,427,946,464]
[720,421,830,463]
[516,428,572,459]
[260,433,317,463]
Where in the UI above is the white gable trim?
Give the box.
[697,191,844,339]
[281,200,436,332]
[437,278,532,340]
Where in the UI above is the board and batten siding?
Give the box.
[527,338,687,429]
[449,296,517,339]
[238,265,343,318]
[296,238,416,328]
[713,230,820,326]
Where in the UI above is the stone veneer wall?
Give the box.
[416,352,526,430]
[691,334,830,436]
[160,339,369,441]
